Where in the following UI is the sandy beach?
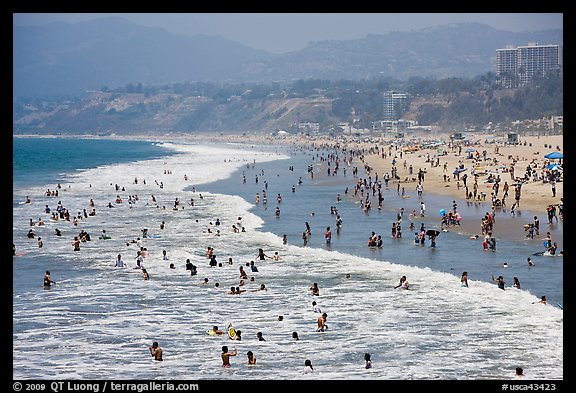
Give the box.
[360,134,563,216]
[177,132,563,216]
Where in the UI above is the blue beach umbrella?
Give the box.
[544,151,563,160]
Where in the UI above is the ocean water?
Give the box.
[12,137,563,381]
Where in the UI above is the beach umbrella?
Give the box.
[546,164,561,171]
[453,168,467,174]
[426,229,440,236]
[465,148,476,153]
[544,151,563,159]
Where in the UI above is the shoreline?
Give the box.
[14,132,563,237]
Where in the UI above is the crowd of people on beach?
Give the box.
[15,134,562,377]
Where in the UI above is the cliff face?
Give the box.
[13,91,340,134]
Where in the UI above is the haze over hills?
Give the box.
[13,17,562,98]
[240,23,563,82]
[13,17,273,98]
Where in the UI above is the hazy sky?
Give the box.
[13,13,563,53]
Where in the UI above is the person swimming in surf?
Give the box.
[492,275,505,290]
[394,275,409,289]
[210,326,226,335]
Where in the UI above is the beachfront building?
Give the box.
[496,43,562,88]
[298,122,320,134]
[373,119,417,133]
[544,115,563,133]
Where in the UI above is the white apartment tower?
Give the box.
[496,43,562,88]
[383,91,407,121]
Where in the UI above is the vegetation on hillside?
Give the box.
[13,72,562,134]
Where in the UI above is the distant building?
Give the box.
[496,43,562,88]
[373,119,417,133]
[382,91,407,121]
[495,46,518,88]
[544,115,563,131]
[298,122,320,133]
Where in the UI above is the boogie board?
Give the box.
[98,236,112,240]
[226,322,236,340]
[532,251,562,257]
[206,330,219,336]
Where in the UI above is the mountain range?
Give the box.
[13,17,563,98]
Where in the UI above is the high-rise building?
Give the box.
[383,91,407,121]
[496,46,518,88]
[496,43,562,88]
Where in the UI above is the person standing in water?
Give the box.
[72,236,81,251]
[461,272,469,287]
[149,341,163,361]
[246,351,257,365]
[364,353,373,369]
[325,226,332,245]
[303,359,314,374]
[115,254,125,268]
[221,346,237,367]
[312,300,322,313]
[257,248,270,260]
[44,271,56,288]
[310,282,320,296]
[317,313,328,332]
